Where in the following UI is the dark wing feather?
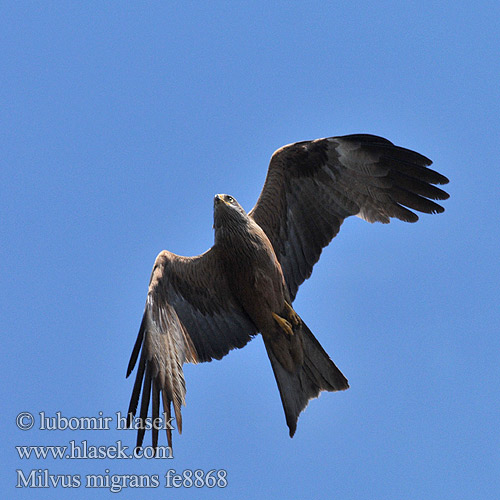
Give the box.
[126,248,257,449]
[249,134,449,300]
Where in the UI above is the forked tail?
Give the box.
[263,319,349,437]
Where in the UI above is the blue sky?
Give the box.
[2,1,499,499]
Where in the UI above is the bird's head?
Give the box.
[213,193,250,239]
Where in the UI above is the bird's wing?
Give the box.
[249,134,449,300]
[126,247,257,449]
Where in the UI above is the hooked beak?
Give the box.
[214,194,229,206]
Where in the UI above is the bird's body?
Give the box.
[126,134,449,449]
[215,195,288,342]
[214,194,288,323]
[213,193,349,433]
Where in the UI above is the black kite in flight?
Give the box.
[126,134,449,449]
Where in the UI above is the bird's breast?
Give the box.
[218,230,287,318]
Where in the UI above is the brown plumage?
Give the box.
[126,134,449,449]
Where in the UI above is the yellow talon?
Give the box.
[272,312,294,336]
[285,302,301,326]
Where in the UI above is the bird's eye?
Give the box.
[226,196,234,203]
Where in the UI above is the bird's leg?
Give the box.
[272,312,294,336]
[284,301,301,326]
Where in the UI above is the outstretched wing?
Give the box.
[249,134,449,300]
[126,248,257,449]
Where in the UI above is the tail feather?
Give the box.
[263,320,348,437]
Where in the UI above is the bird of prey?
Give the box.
[126,134,449,449]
